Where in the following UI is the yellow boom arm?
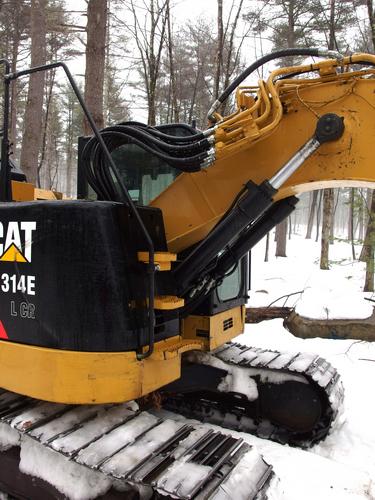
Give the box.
[151,53,375,253]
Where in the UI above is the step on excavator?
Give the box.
[0,48,374,499]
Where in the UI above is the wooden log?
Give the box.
[284,309,375,341]
[246,307,293,323]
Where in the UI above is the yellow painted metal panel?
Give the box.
[154,295,185,310]
[11,181,34,201]
[11,181,62,202]
[137,251,177,271]
[0,337,191,404]
[182,306,245,350]
[34,188,62,200]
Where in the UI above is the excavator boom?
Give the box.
[151,54,375,253]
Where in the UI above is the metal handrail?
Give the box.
[5,62,155,359]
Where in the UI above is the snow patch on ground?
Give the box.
[295,287,373,320]
[249,234,373,320]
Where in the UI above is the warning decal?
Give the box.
[0,244,28,263]
[0,321,8,339]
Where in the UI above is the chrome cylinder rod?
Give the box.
[269,137,321,190]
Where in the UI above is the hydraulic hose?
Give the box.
[120,121,209,143]
[105,124,211,155]
[207,47,343,121]
[80,122,215,201]
[83,128,205,174]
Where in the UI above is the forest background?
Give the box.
[2,0,375,290]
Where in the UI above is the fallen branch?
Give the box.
[267,290,304,308]
[246,306,293,323]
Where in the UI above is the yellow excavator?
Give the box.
[0,49,374,499]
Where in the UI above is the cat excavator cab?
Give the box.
[0,49,373,499]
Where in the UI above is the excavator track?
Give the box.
[0,390,272,500]
[0,344,343,498]
[163,343,344,448]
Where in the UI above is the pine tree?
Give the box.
[83,0,107,135]
[19,0,47,185]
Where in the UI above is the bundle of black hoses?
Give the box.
[81,120,215,201]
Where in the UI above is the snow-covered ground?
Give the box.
[249,233,374,320]
[232,232,375,499]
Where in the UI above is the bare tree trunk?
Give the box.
[320,188,334,269]
[275,219,287,250]
[358,189,364,242]
[272,0,299,254]
[103,0,111,124]
[9,17,21,155]
[360,190,375,261]
[83,0,107,135]
[19,0,47,185]
[275,219,287,257]
[166,0,178,122]
[329,0,337,51]
[364,247,374,292]
[348,188,354,241]
[330,188,339,243]
[362,190,375,291]
[214,0,223,100]
[264,232,270,262]
[318,1,337,259]
[362,2,375,290]
[66,104,73,196]
[37,70,55,188]
[287,0,296,55]
[366,0,375,50]
[315,190,323,242]
[349,188,356,260]
[306,190,318,239]
[129,0,168,126]
[220,0,244,114]
[188,67,201,124]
